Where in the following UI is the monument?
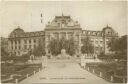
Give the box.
[57,49,70,59]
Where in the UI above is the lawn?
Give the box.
[1,63,42,83]
[85,61,127,83]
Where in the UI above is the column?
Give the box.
[78,34,82,54]
[8,40,11,52]
[66,32,68,39]
[12,40,14,53]
[13,40,15,54]
[45,35,48,55]
[58,32,60,39]
[21,39,24,54]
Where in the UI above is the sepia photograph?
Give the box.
[0,1,127,84]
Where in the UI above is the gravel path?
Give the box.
[19,59,123,84]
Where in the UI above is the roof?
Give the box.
[82,30,103,36]
[9,27,45,38]
[45,15,81,30]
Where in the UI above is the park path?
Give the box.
[19,59,120,84]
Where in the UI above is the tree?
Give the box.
[108,35,127,59]
[81,37,94,54]
[1,37,10,62]
[66,38,76,56]
[48,38,61,55]
[1,47,10,62]
[12,54,30,63]
[48,37,77,56]
[32,40,46,56]
[107,37,119,52]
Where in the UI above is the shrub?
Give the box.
[14,64,28,71]
[13,54,29,63]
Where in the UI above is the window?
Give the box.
[91,38,93,41]
[83,31,86,34]
[93,32,96,35]
[88,32,90,35]
[38,39,41,43]
[100,41,103,44]
[100,47,103,51]
[11,41,13,45]
[95,47,98,50]
[18,40,20,44]
[19,46,21,50]
[18,51,20,55]
[12,46,13,50]
[34,39,36,43]
[29,45,31,49]
[34,44,36,49]
[95,41,98,44]
[15,41,17,44]
[24,45,27,49]
[24,40,27,44]
[58,23,60,26]
[55,20,57,22]
[48,35,50,41]
[106,41,109,44]
[106,39,109,41]
[15,46,17,49]
[61,32,66,38]
[75,35,79,40]
[91,41,94,43]
[62,23,65,28]
[15,52,16,55]
[29,39,31,44]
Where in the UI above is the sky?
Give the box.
[0,1,127,37]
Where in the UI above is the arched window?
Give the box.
[34,39,36,43]
[29,39,31,44]
[24,40,27,44]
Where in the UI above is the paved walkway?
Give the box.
[19,59,123,84]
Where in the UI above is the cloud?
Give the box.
[0,1,127,37]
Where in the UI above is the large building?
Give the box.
[8,15,118,56]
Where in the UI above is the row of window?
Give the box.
[24,39,36,44]
[11,44,36,50]
[11,39,37,45]
[92,40,103,44]
[47,35,78,41]
[82,31,102,36]
[55,19,71,23]
[24,44,36,49]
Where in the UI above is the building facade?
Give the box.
[8,15,118,56]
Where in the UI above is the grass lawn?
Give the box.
[85,61,127,83]
[1,63,42,83]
